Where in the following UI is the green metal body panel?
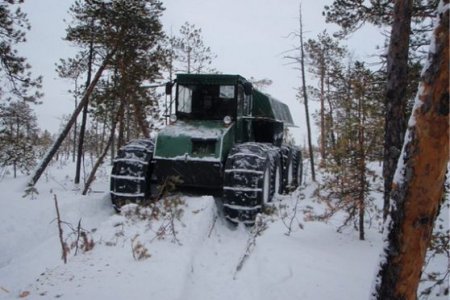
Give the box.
[220,123,235,161]
[154,120,234,162]
[252,90,294,126]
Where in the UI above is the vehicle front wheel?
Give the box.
[110,139,154,211]
[222,143,278,225]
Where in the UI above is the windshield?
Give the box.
[177,84,236,120]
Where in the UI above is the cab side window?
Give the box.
[237,86,244,117]
[237,85,251,117]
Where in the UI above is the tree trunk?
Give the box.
[187,48,191,74]
[131,97,150,138]
[372,3,449,298]
[125,100,131,141]
[99,119,104,156]
[28,50,114,187]
[82,103,122,195]
[14,115,18,178]
[358,94,366,241]
[326,84,337,161]
[75,38,94,185]
[298,4,316,182]
[72,97,77,163]
[110,113,115,165]
[319,67,326,165]
[117,102,125,152]
[74,101,88,184]
[382,0,413,220]
[358,166,365,241]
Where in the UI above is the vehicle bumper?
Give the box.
[152,158,224,189]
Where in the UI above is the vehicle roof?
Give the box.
[176,73,295,126]
[176,74,248,86]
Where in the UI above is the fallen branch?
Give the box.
[74,219,82,256]
[54,195,69,264]
[281,188,305,236]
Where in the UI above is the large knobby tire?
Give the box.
[222,143,280,225]
[292,147,303,187]
[267,148,282,199]
[281,145,294,194]
[110,139,154,211]
[270,154,282,198]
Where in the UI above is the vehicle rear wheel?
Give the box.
[270,154,282,199]
[281,146,294,193]
[262,163,271,206]
[110,139,154,211]
[292,147,303,187]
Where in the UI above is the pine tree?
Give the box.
[0,1,41,178]
[63,0,166,142]
[33,0,168,188]
[35,129,53,158]
[0,101,38,177]
[305,31,346,165]
[56,53,88,163]
[0,0,42,103]
[323,0,437,44]
[316,61,384,240]
[172,22,216,74]
[322,0,439,220]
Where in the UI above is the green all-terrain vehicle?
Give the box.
[110,74,302,224]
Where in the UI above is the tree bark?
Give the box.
[358,93,366,241]
[117,102,125,151]
[298,4,316,182]
[326,78,337,158]
[28,50,114,187]
[382,0,413,220]
[372,3,449,298]
[72,97,77,163]
[125,100,131,141]
[319,66,326,165]
[131,97,150,138]
[75,38,94,185]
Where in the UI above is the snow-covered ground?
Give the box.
[0,160,447,299]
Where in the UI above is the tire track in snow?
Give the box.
[178,197,262,300]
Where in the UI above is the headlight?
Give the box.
[170,114,177,123]
[223,115,232,126]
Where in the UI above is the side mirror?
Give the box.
[243,82,253,95]
[165,82,173,95]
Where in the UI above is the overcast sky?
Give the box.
[19,0,384,145]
